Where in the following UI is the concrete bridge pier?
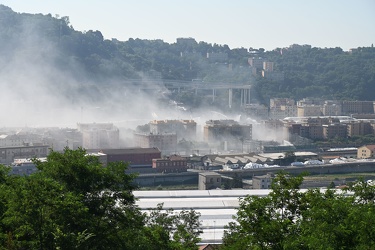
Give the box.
[228,88,233,108]
[240,88,251,106]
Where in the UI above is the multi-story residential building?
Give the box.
[152,154,187,173]
[341,101,374,115]
[133,132,177,154]
[0,145,49,165]
[149,119,196,140]
[243,104,269,120]
[285,117,345,140]
[304,117,339,126]
[297,98,323,106]
[322,124,348,139]
[357,145,375,159]
[261,119,285,130]
[322,100,342,116]
[203,120,252,143]
[269,105,297,119]
[297,105,322,117]
[77,123,119,149]
[307,126,324,140]
[0,133,43,147]
[270,98,295,108]
[42,128,82,151]
[346,121,373,137]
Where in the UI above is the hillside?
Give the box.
[1,4,374,109]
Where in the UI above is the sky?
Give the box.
[0,0,374,51]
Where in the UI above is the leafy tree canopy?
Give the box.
[222,172,375,249]
[1,4,374,107]
[0,148,202,249]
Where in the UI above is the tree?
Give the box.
[33,148,143,249]
[222,172,305,249]
[2,174,90,249]
[141,203,202,250]
[0,148,203,249]
[222,172,375,249]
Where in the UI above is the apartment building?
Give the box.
[322,124,348,139]
[0,145,49,165]
[270,98,295,108]
[203,120,252,143]
[322,101,342,116]
[341,101,374,115]
[149,119,196,140]
[346,121,373,137]
[243,104,269,119]
[297,105,322,117]
[133,132,177,154]
[77,123,119,149]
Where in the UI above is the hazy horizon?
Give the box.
[0,0,374,51]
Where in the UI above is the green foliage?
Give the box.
[1,4,374,107]
[222,172,375,249]
[140,203,202,250]
[0,148,203,249]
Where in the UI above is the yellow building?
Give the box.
[357,145,375,159]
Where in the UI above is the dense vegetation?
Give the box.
[222,172,375,249]
[1,4,374,108]
[2,152,374,249]
[0,149,202,249]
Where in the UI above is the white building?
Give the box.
[77,123,119,149]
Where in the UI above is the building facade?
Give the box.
[149,119,197,140]
[133,132,177,154]
[341,101,374,115]
[152,155,187,173]
[88,147,161,168]
[252,173,274,189]
[203,120,252,143]
[357,145,375,159]
[198,172,222,190]
[0,145,49,165]
[77,123,119,149]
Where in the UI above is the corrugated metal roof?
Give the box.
[135,189,272,244]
